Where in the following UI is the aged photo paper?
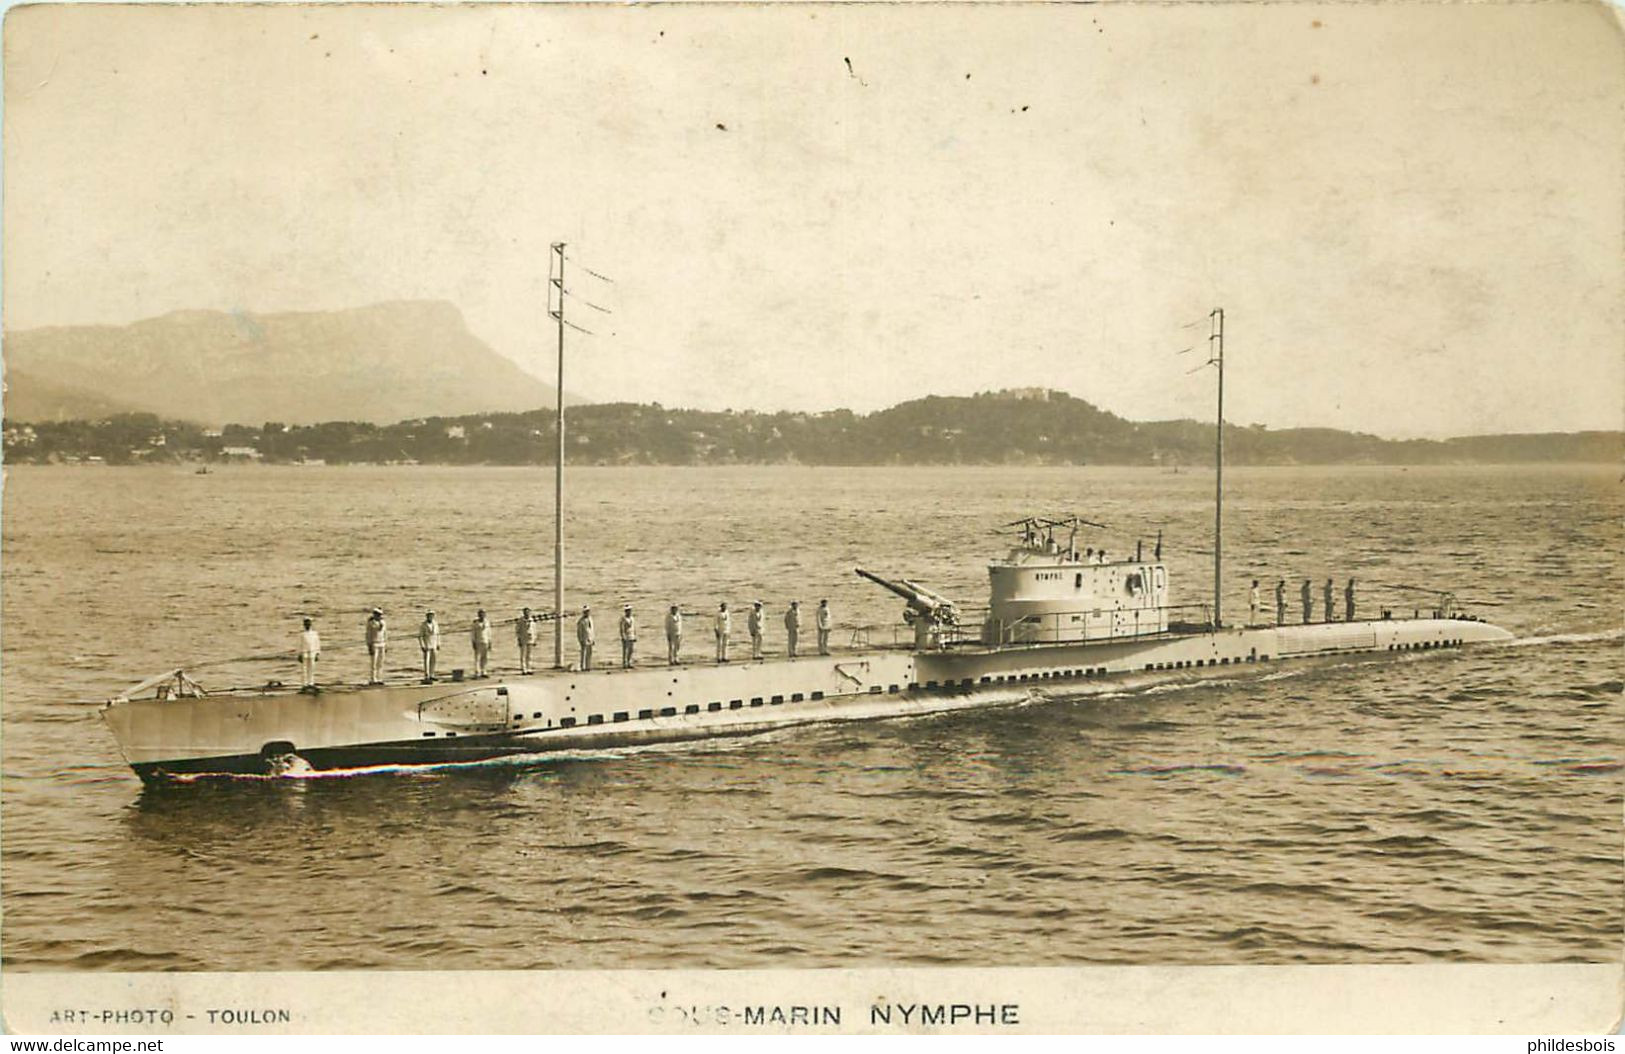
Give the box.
[2,0,1621,1035]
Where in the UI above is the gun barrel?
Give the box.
[901,579,955,608]
[856,568,960,623]
[855,567,920,602]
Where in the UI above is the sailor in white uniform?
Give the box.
[576,606,595,671]
[619,606,636,668]
[1248,581,1260,627]
[517,607,537,674]
[365,608,387,684]
[748,601,765,659]
[715,602,731,662]
[665,605,683,665]
[816,599,832,655]
[471,609,493,677]
[418,611,440,683]
[298,618,321,691]
[784,600,802,658]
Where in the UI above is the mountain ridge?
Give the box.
[3,300,563,425]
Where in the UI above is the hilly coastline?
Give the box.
[5,389,1618,467]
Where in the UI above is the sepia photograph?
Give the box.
[1,0,1620,1035]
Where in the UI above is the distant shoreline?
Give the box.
[11,459,1619,470]
[4,390,1619,468]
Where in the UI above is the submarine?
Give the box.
[100,514,1511,783]
[97,303,1512,783]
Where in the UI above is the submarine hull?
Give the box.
[105,617,1513,783]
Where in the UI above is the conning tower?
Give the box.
[983,517,1168,644]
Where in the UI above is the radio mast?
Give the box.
[549,242,567,668]
[1210,307,1225,629]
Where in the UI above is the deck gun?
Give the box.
[854,568,961,628]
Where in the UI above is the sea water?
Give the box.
[2,464,1619,969]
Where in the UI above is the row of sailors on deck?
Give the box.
[1247,578,1358,627]
[604,599,833,670]
[296,600,836,688]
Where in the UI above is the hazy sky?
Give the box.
[5,3,1622,437]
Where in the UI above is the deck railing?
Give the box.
[871,602,1218,650]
